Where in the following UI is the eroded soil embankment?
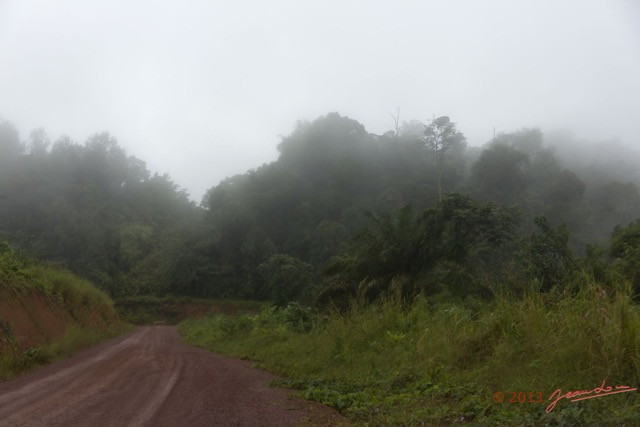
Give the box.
[0,285,118,353]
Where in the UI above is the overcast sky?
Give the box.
[1,0,639,202]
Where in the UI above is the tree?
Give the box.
[518,217,576,291]
[493,128,543,156]
[257,254,314,306]
[389,106,401,136]
[0,119,23,164]
[321,194,516,304]
[27,128,50,156]
[399,120,425,138]
[610,219,640,293]
[472,144,529,201]
[591,182,640,232]
[423,116,467,201]
[82,132,128,195]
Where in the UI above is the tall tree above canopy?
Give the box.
[277,113,368,157]
[423,116,467,201]
[493,128,543,156]
[26,128,51,157]
[82,132,129,195]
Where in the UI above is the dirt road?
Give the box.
[0,326,346,426]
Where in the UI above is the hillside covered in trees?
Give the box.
[1,113,639,304]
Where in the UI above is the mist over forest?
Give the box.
[1,112,639,304]
[2,1,640,424]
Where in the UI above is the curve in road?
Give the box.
[0,326,346,426]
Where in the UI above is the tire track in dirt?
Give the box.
[0,326,346,426]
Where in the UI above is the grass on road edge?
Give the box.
[178,285,640,426]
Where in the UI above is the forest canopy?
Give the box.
[1,113,639,303]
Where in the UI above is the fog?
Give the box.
[1,0,639,201]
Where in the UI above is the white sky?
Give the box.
[1,0,639,202]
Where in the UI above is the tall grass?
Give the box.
[0,243,113,312]
[179,284,640,426]
[0,324,127,381]
[23,264,114,310]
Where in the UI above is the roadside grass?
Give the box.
[0,324,128,381]
[179,283,640,426]
[23,264,115,313]
[1,243,113,313]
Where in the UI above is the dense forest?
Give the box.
[1,113,639,304]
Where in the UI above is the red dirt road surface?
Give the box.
[0,326,347,426]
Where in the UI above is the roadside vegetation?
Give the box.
[115,295,266,325]
[0,242,126,380]
[180,282,640,426]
